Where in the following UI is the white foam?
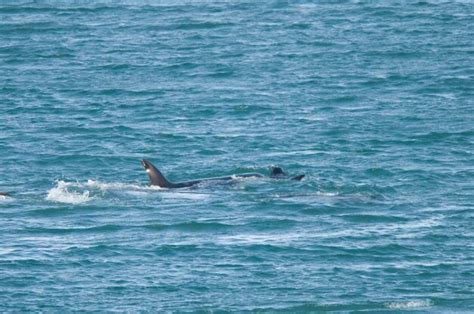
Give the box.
[46,179,165,204]
[93,179,167,191]
[52,179,162,192]
[217,233,304,246]
[46,181,93,204]
[124,190,149,197]
[314,191,338,197]
[160,192,210,201]
[276,191,339,203]
[386,300,432,309]
[84,179,158,191]
[230,175,262,182]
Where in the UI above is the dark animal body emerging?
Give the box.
[141,159,304,188]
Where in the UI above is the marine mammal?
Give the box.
[141,159,304,188]
[0,192,10,197]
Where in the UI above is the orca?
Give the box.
[0,192,10,197]
[141,159,304,188]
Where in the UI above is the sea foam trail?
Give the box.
[83,179,162,191]
[45,180,162,204]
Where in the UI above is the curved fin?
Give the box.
[141,160,174,188]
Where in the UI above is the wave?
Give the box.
[145,221,231,232]
[24,224,124,234]
[386,300,432,309]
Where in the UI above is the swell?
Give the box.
[144,221,232,232]
[21,224,124,235]
[145,218,299,233]
[248,299,433,312]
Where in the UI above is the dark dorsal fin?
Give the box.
[271,166,305,181]
[271,167,285,176]
[141,159,174,188]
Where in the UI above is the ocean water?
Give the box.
[1,0,473,312]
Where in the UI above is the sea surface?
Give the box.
[1,1,473,312]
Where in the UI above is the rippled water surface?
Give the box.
[1,1,473,312]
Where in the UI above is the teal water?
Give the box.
[1,1,473,312]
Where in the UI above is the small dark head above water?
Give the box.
[141,159,304,188]
[271,167,285,176]
[270,166,305,181]
[0,192,11,197]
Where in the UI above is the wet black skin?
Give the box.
[141,159,304,188]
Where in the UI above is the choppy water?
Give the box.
[1,1,473,312]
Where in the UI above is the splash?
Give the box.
[46,180,93,204]
[45,179,162,204]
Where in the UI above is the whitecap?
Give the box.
[386,300,432,309]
